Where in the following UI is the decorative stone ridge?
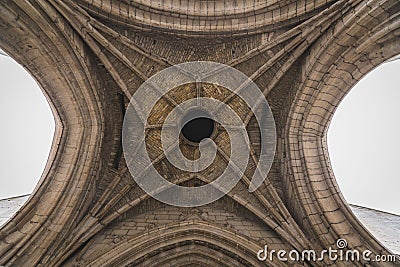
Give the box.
[0,0,399,266]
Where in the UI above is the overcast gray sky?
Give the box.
[328,58,400,215]
[0,50,399,215]
[0,52,55,199]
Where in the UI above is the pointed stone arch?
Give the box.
[0,0,399,266]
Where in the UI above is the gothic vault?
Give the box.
[0,0,399,266]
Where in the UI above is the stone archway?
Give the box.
[0,1,399,266]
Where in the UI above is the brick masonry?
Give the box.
[0,0,399,266]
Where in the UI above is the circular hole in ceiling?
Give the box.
[181,109,214,143]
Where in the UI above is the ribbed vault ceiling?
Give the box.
[0,0,399,266]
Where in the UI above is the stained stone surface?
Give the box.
[0,196,398,256]
[0,195,29,227]
[350,205,400,255]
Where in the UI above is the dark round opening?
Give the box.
[181,110,214,143]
